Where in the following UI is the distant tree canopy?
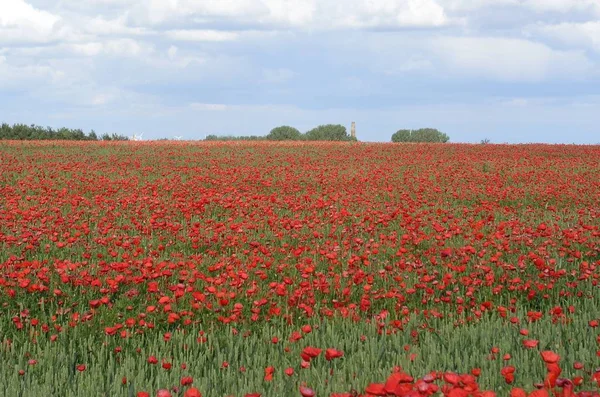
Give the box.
[100,133,130,141]
[266,126,302,141]
[391,128,449,143]
[0,123,128,141]
[304,124,356,141]
[204,124,357,142]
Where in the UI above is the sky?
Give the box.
[1,0,599,143]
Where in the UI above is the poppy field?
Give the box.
[0,141,599,397]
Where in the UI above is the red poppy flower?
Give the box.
[443,372,460,385]
[299,386,315,397]
[510,388,527,397]
[300,346,322,361]
[523,340,539,349]
[528,389,549,397]
[184,388,202,397]
[446,388,470,397]
[385,371,414,393]
[540,351,560,364]
[364,383,386,396]
[180,377,193,386]
[264,366,274,381]
[325,348,344,361]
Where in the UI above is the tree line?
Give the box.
[207,124,356,142]
[0,123,129,141]
[207,125,449,143]
[1,122,450,143]
[391,128,449,143]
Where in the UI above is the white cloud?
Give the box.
[262,0,316,26]
[333,0,447,28]
[0,0,61,43]
[431,37,593,81]
[130,0,448,29]
[524,0,600,15]
[190,103,228,111]
[68,42,104,56]
[103,38,149,56]
[166,29,239,42]
[83,15,149,36]
[440,0,600,15]
[527,21,600,52]
[67,38,151,57]
[439,0,517,11]
[0,0,58,30]
[0,58,64,89]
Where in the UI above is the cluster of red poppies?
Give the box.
[137,350,600,396]
[0,142,599,396]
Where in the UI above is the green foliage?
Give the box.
[205,124,358,142]
[392,129,411,142]
[0,123,122,141]
[305,124,356,141]
[266,125,302,141]
[100,133,130,141]
[391,128,449,143]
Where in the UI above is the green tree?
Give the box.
[0,122,106,140]
[305,124,355,141]
[391,128,449,143]
[391,129,411,142]
[110,133,130,141]
[267,126,302,141]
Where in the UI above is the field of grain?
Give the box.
[0,141,598,397]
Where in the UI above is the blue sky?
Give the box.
[1,0,599,143]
